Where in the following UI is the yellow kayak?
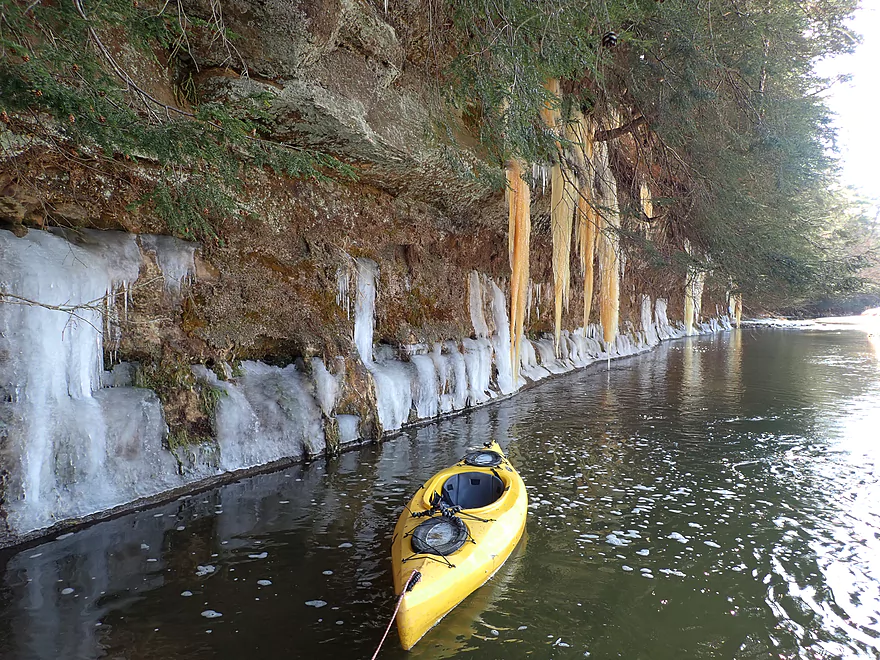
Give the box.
[390,441,528,650]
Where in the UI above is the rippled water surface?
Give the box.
[2,329,880,659]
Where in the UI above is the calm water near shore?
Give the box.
[1,328,879,659]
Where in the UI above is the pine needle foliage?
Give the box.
[0,0,353,240]
[440,0,872,306]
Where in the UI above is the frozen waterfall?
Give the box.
[0,229,183,535]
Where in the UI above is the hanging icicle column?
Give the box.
[683,272,696,336]
[727,285,743,328]
[569,109,598,334]
[541,79,576,357]
[592,117,622,346]
[507,158,531,383]
[684,262,706,335]
[640,180,653,221]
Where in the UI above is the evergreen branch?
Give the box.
[72,0,196,120]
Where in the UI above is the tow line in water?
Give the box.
[369,570,421,660]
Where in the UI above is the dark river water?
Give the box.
[2,328,880,659]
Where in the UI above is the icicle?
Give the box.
[727,288,743,328]
[693,272,704,324]
[353,259,378,364]
[526,279,533,325]
[195,362,326,470]
[535,282,542,320]
[311,357,340,417]
[138,234,197,293]
[336,265,351,320]
[640,180,653,219]
[593,133,621,345]
[507,158,531,384]
[641,294,659,346]
[0,229,189,535]
[468,271,490,338]
[683,254,705,336]
[683,282,695,336]
[569,108,598,332]
[543,79,575,358]
[490,282,516,394]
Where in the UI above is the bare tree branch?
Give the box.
[594,116,647,142]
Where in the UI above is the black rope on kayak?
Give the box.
[455,511,496,523]
[402,552,456,568]
[408,505,494,525]
[411,491,458,519]
[411,508,438,518]
[403,502,421,518]
[369,570,421,660]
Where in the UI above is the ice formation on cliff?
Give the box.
[0,229,181,534]
[138,234,197,292]
[0,227,729,538]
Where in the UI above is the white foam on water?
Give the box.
[606,533,630,546]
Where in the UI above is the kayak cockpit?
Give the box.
[439,472,504,509]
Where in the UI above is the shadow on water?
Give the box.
[1,329,880,659]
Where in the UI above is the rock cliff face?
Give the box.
[180,0,489,214]
[0,1,730,546]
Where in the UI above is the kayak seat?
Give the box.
[441,471,504,509]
